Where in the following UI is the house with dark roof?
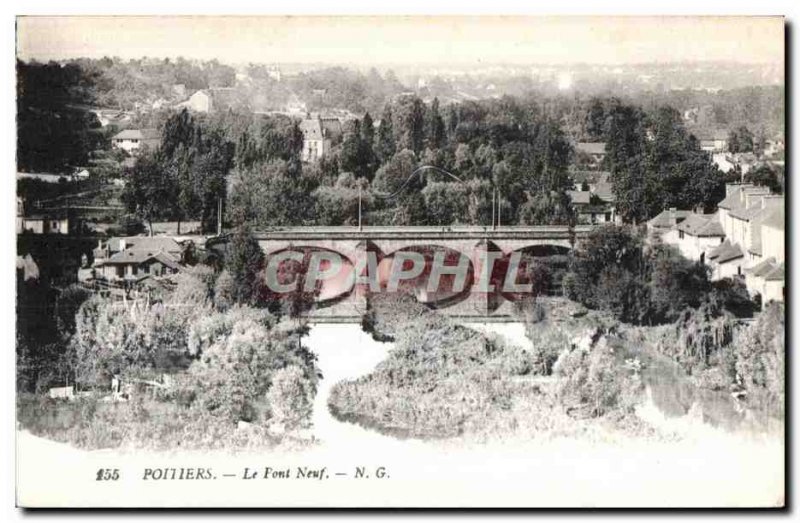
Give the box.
[300,116,343,162]
[648,182,784,302]
[99,250,180,281]
[646,208,695,236]
[111,129,160,154]
[92,236,182,281]
[707,240,746,279]
[567,190,616,225]
[660,213,725,264]
[716,183,784,301]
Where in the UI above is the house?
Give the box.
[712,153,736,173]
[646,208,695,236]
[111,129,160,153]
[93,236,183,265]
[98,250,180,281]
[745,258,785,304]
[180,90,213,112]
[16,199,73,235]
[177,88,240,113]
[660,213,725,264]
[93,236,183,282]
[699,131,729,153]
[707,240,746,279]
[300,117,343,162]
[575,142,607,168]
[567,188,617,225]
[570,171,610,192]
[713,182,784,301]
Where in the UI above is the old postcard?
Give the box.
[14,15,785,508]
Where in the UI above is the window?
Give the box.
[679,230,685,239]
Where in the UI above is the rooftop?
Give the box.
[567,190,592,205]
[570,171,610,185]
[647,209,694,229]
[708,240,744,263]
[575,142,607,155]
[675,213,724,237]
[112,128,160,141]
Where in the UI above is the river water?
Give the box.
[304,322,532,445]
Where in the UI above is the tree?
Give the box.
[225,225,266,307]
[372,149,418,195]
[745,164,783,194]
[375,105,396,162]
[17,61,104,173]
[121,150,176,236]
[585,98,606,140]
[422,182,470,225]
[394,95,426,154]
[227,160,316,227]
[518,191,575,226]
[339,119,368,179]
[426,97,446,149]
[728,126,754,154]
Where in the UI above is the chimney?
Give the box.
[761,195,784,210]
[669,207,677,225]
[119,239,127,252]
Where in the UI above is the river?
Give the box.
[304,321,533,445]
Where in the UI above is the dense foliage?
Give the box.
[17,61,106,173]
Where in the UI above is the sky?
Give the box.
[16,16,784,67]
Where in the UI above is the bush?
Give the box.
[266,365,315,430]
[553,334,643,418]
[732,303,784,418]
[184,311,317,424]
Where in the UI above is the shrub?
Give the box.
[553,335,643,418]
[185,312,317,424]
[732,303,784,418]
[266,365,315,430]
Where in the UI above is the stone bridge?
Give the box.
[216,225,596,322]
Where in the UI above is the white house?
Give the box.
[111,129,160,153]
[300,117,343,163]
[660,213,725,264]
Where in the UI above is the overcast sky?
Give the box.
[17,16,784,67]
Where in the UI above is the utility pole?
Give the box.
[217,197,223,236]
[491,188,496,230]
[358,186,363,231]
[496,190,501,230]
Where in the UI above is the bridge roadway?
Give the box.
[227,225,598,321]
[251,224,594,242]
